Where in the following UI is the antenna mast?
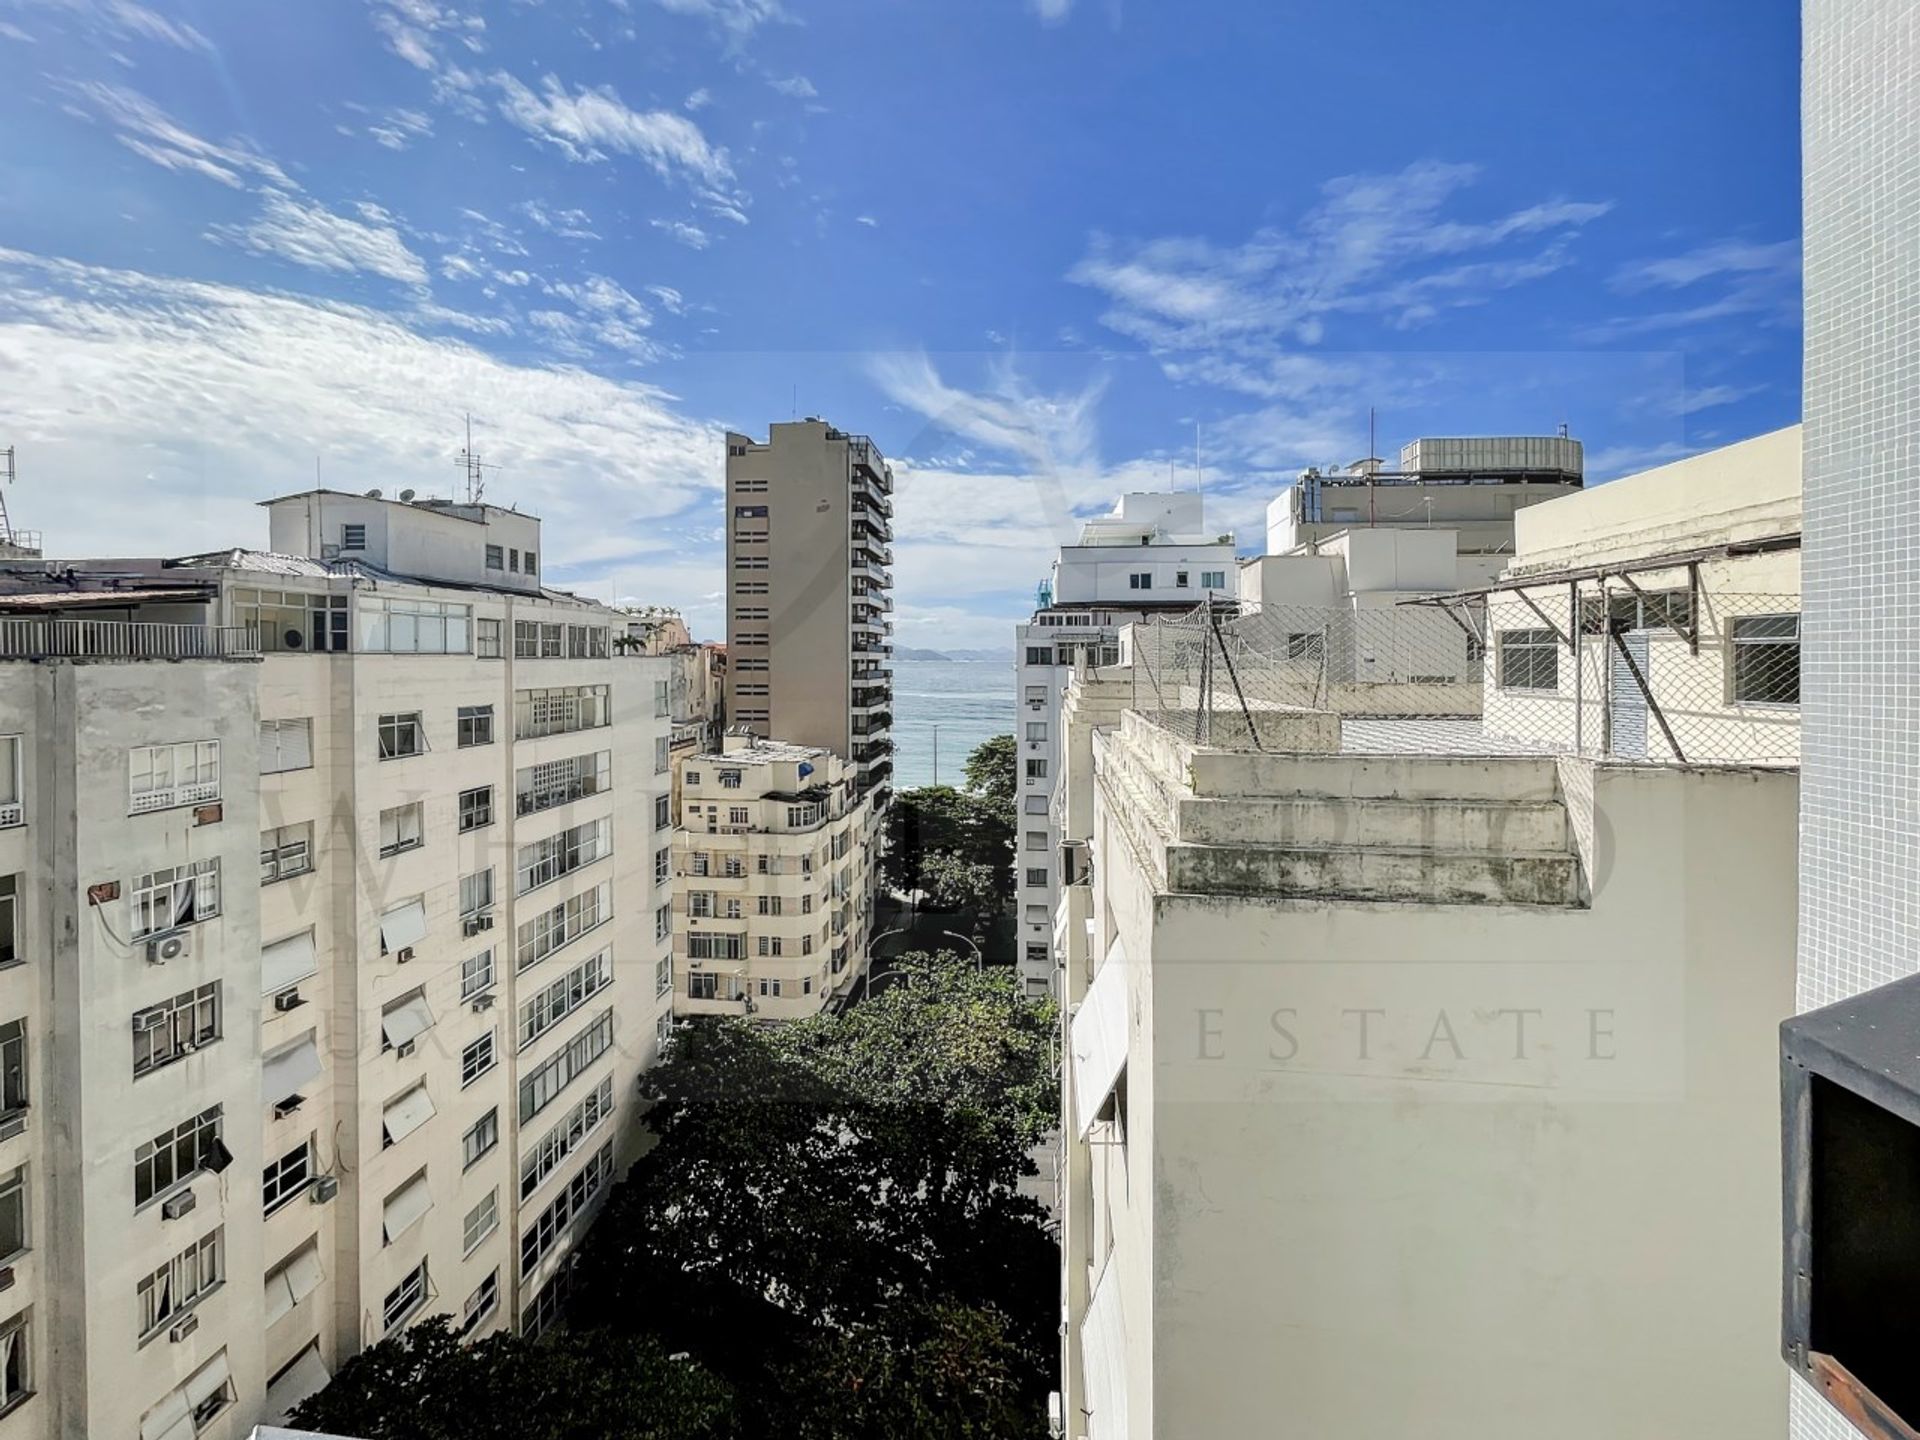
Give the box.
[0,447,35,556]
[454,413,499,505]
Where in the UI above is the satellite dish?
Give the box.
[365,488,382,499]
[399,488,416,502]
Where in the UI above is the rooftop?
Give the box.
[694,738,833,766]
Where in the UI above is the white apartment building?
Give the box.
[0,488,675,1438]
[1055,435,1805,1439]
[672,738,874,1019]
[1013,494,1235,998]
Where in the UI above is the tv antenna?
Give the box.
[454,413,500,505]
[0,446,24,550]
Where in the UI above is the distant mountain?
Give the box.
[893,647,1014,663]
[893,646,955,662]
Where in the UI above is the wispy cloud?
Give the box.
[1583,237,1800,341]
[491,71,736,193]
[855,214,879,228]
[768,74,816,99]
[12,0,214,51]
[684,87,712,111]
[517,199,599,239]
[210,193,429,285]
[369,0,484,71]
[365,107,434,150]
[1069,160,1612,388]
[651,218,711,250]
[871,351,1108,492]
[1030,0,1075,24]
[649,0,788,42]
[64,80,292,190]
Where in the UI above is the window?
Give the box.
[379,802,425,857]
[463,1109,499,1169]
[514,685,610,739]
[1731,613,1801,705]
[518,950,612,1051]
[0,1168,21,1265]
[1026,758,1048,781]
[564,624,606,659]
[135,1105,224,1209]
[1026,721,1047,741]
[689,890,713,918]
[0,736,16,829]
[688,971,719,1000]
[520,1075,614,1200]
[261,1135,313,1214]
[1025,904,1048,924]
[259,718,314,774]
[1024,794,1049,815]
[1026,942,1049,966]
[138,1227,223,1341]
[519,1010,615,1122]
[0,1023,22,1122]
[509,550,520,573]
[463,1190,499,1255]
[1497,629,1560,692]
[459,786,494,833]
[380,989,435,1054]
[655,847,671,884]
[1129,572,1152,590]
[520,1142,614,1278]
[485,543,504,570]
[758,895,783,916]
[723,854,745,878]
[131,860,220,939]
[132,983,220,1078]
[384,1258,429,1333]
[0,1312,25,1417]
[515,882,612,972]
[514,621,564,658]
[458,705,495,747]
[234,588,349,654]
[656,903,671,942]
[377,711,425,760]
[654,736,670,775]
[688,935,744,966]
[690,852,710,877]
[1176,570,1189,587]
[655,954,672,999]
[341,523,366,550]
[1027,867,1048,888]
[456,869,493,921]
[462,1271,500,1338]
[653,795,673,832]
[476,617,503,658]
[129,740,220,814]
[0,879,16,971]
[1287,632,1324,662]
[260,823,313,884]
[730,806,751,826]
[525,551,538,575]
[1026,830,1048,851]
[516,751,612,815]
[1201,570,1226,589]
[1025,646,1053,666]
[359,598,471,654]
[757,936,784,957]
[1578,588,1695,636]
[722,897,742,919]
[462,1031,498,1086]
[516,818,613,895]
[461,949,496,1000]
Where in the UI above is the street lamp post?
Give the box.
[939,929,984,974]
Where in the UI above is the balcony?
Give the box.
[0,618,258,661]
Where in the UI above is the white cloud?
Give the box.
[1030,0,1074,23]
[439,252,483,281]
[649,0,787,41]
[210,193,429,285]
[855,214,879,228]
[1069,160,1612,376]
[516,199,599,239]
[646,284,686,314]
[684,87,712,111]
[365,107,434,150]
[13,0,212,50]
[1584,238,1799,340]
[65,80,292,190]
[0,247,722,579]
[768,74,816,98]
[651,218,711,249]
[490,72,736,194]
[369,0,484,70]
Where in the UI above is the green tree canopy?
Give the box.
[962,733,1018,814]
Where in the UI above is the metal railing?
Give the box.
[1130,591,1801,766]
[0,618,258,660]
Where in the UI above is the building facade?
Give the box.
[0,489,676,1438]
[671,738,874,1019]
[722,421,894,806]
[1012,494,1235,997]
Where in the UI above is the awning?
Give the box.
[184,1350,232,1412]
[262,1035,322,1106]
[140,1390,193,1440]
[265,1241,324,1327]
[265,1345,333,1422]
[382,1083,435,1145]
[1072,934,1130,1138]
[1080,1259,1129,1440]
[380,898,428,952]
[1399,531,1803,607]
[382,1171,432,1242]
[380,993,434,1049]
[261,930,318,996]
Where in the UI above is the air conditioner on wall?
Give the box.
[145,929,192,964]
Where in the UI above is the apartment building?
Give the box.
[722,420,894,804]
[672,737,874,1019]
[1012,494,1235,997]
[0,488,675,1438]
[1054,437,1806,1438]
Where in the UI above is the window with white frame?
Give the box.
[460,867,495,919]
[0,876,16,969]
[377,712,425,760]
[518,950,612,1052]
[516,818,612,895]
[0,736,18,829]
[461,949,496,1000]
[259,718,313,775]
[520,1075,614,1201]
[463,1108,498,1169]
[1496,629,1560,692]
[516,751,612,816]
[655,903,671,942]
[378,802,424,857]
[518,1010,614,1122]
[459,785,494,833]
[134,1105,223,1209]
[654,847,671,884]
[520,1141,613,1278]
[0,1022,21,1120]
[654,794,671,830]
[359,598,471,655]
[655,953,672,999]
[137,1226,223,1341]
[1026,867,1047,888]
[688,971,719,1000]
[1024,794,1048,815]
[462,1271,500,1338]
[463,1189,499,1255]
[1201,570,1226,589]
[1128,572,1151,589]
[0,1167,22,1263]
[1026,721,1047,741]
[514,685,610,740]
[131,982,220,1078]
[1731,613,1801,705]
[461,1031,497,1086]
[758,895,783,916]
[383,1258,429,1334]
[654,736,670,774]
[129,740,220,814]
[1025,758,1047,781]
[262,1135,314,1214]
[485,544,504,570]
[260,823,312,884]
[0,1310,25,1416]
[515,882,611,973]
[656,1010,675,1052]
[457,705,495,747]
[564,624,608,659]
[131,860,221,939]
[514,621,564,658]
[476,618,503,658]
[688,890,713,918]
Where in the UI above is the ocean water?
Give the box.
[889,659,1014,791]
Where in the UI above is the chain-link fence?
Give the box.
[1130,588,1801,765]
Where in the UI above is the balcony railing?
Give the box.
[0,618,258,660]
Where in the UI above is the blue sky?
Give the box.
[0,0,1800,646]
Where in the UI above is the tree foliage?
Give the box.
[918,848,999,915]
[882,736,1018,911]
[963,733,1019,813]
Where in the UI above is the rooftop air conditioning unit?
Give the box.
[310,1174,339,1205]
[169,1314,199,1343]
[145,929,192,965]
[160,1189,197,1221]
[273,989,303,1013]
